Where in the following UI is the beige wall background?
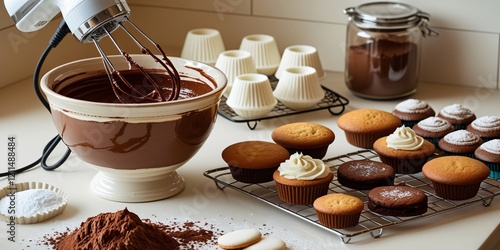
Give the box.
[1,0,499,90]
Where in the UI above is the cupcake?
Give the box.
[466,116,500,142]
[337,109,402,149]
[474,139,500,179]
[437,104,476,130]
[412,116,454,148]
[336,160,395,190]
[438,130,483,158]
[313,193,364,229]
[271,122,335,159]
[373,126,436,174]
[423,156,490,200]
[273,152,333,205]
[222,141,290,183]
[367,186,428,217]
[392,99,435,127]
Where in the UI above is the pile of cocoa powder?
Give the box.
[38,208,222,249]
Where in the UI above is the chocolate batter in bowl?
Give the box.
[40,55,227,202]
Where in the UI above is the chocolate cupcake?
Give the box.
[367,186,428,217]
[222,141,290,183]
[373,126,436,174]
[273,153,333,205]
[423,156,490,200]
[474,139,500,179]
[438,130,483,158]
[336,160,395,190]
[466,116,500,142]
[392,99,435,127]
[437,104,476,130]
[412,116,454,148]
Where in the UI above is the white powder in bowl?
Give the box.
[0,189,64,218]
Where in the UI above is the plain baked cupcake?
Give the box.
[368,186,428,217]
[337,109,402,149]
[222,141,290,183]
[422,156,490,200]
[373,126,435,174]
[392,99,435,127]
[336,160,395,190]
[313,193,364,229]
[273,152,333,205]
[412,116,454,148]
[466,116,500,142]
[437,104,476,130]
[438,130,483,158]
[474,139,500,179]
[271,122,335,159]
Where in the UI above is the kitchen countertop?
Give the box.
[1,71,499,249]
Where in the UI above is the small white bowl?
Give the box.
[275,45,325,80]
[181,28,225,65]
[215,50,257,97]
[239,34,281,76]
[226,73,277,119]
[273,66,325,110]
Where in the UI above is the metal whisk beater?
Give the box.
[92,17,181,103]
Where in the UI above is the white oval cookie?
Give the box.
[218,228,262,249]
[243,236,286,250]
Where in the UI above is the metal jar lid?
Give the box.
[344,2,432,31]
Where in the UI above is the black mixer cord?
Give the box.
[0,20,72,178]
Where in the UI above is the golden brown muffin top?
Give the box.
[222,141,290,169]
[313,193,364,215]
[272,122,335,148]
[422,156,490,185]
[337,109,402,133]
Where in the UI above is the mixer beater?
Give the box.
[5,0,181,103]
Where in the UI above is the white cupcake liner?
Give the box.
[0,182,68,224]
[180,28,225,65]
[273,66,325,110]
[215,50,257,97]
[275,45,325,80]
[239,34,281,76]
[226,73,277,118]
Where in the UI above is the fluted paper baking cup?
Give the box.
[0,182,68,224]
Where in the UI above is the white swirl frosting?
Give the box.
[439,104,474,120]
[277,152,330,180]
[480,139,500,154]
[443,130,481,145]
[394,99,432,113]
[417,117,453,132]
[471,116,500,132]
[386,126,424,150]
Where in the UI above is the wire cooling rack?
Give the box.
[203,149,500,243]
[217,77,349,130]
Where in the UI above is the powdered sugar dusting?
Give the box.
[380,188,413,199]
[417,117,453,132]
[471,116,500,132]
[439,104,474,120]
[444,130,481,145]
[480,139,500,154]
[347,161,388,177]
[394,99,432,113]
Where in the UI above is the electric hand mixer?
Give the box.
[5,0,181,103]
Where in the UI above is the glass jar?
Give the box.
[344,2,437,100]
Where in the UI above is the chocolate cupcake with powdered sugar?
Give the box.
[438,130,483,158]
[437,103,476,130]
[392,99,435,127]
[466,116,500,142]
[475,139,500,179]
[412,116,455,148]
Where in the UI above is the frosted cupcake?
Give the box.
[438,130,483,158]
[466,116,500,142]
[373,125,435,174]
[273,152,333,205]
[392,99,435,127]
[437,104,476,130]
[474,139,500,179]
[412,116,454,148]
